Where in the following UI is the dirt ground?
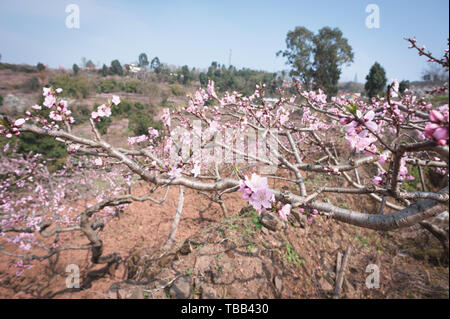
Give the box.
[0,181,448,299]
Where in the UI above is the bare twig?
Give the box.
[333,246,352,299]
[166,185,185,247]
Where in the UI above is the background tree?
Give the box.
[110,60,123,76]
[203,61,281,96]
[138,53,149,69]
[36,63,45,72]
[199,72,208,87]
[399,80,410,94]
[72,63,79,76]
[101,64,109,77]
[277,26,353,97]
[85,60,95,70]
[365,62,387,98]
[312,27,354,97]
[123,64,131,75]
[277,27,314,89]
[180,65,192,85]
[151,57,161,74]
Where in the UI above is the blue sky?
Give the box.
[0,0,448,82]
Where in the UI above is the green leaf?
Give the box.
[345,101,357,116]
[0,118,9,127]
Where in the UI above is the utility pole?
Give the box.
[229,49,232,67]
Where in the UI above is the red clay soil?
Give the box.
[0,180,448,299]
[0,183,246,298]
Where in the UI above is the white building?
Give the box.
[129,63,142,73]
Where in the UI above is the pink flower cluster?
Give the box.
[299,207,319,223]
[300,88,327,104]
[161,108,171,127]
[424,107,449,146]
[238,174,291,221]
[49,99,73,123]
[168,165,182,178]
[42,88,72,124]
[276,106,290,126]
[207,80,218,99]
[127,127,159,147]
[372,168,386,186]
[341,110,378,153]
[239,173,274,213]
[91,95,120,120]
[273,201,291,221]
[67,144,81,153]
[148,127,159,139]
[43,87,57,108]
[127,135,148,145]
[92,104,111,119]
[14,118,26,127]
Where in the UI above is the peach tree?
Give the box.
[0,38,448,276]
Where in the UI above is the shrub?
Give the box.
[111,98,132,116]
[128,110,164,136]
[71,104,91,124]
[141,82,160,98]
[170,84,185,97]
[134,101,145,110]
[16,132,67,170]
[73,64,80,75]
[48,75,93,98]
[161,91,175,109]
[95,117,112,135]
[24,76,40,92]
[0,63,37,73]
[124,80,141,93]
[98,78,123,93]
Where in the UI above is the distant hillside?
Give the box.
[338,81,364,94]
